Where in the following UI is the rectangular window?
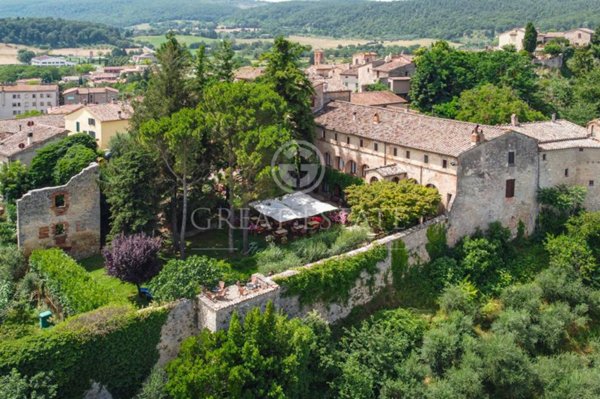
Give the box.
[589,180,595,187]
[346,137,350,145]
[505,179,515,198]
[565,168,569,177]
[32,94,36,98]
[88,118,96,126]
[76,121,80,132]
[579,148,584,152]
[424,155,429,163]
[359,139,364,147]
[508,151,515,165]
[442,159,448,168]
[374,143,379,152]
[542,153,547,161]
[393,147,398,156]
[406,150,411,159]
[321,130,325,139]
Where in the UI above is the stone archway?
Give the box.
[369,176,379,183]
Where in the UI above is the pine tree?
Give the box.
[212,40,235,83]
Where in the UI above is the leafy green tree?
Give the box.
[131,32,192,131]
[52,144,97,185]
[545,235,597,286]
[538,184,587,234]
[201,81,292,253]
[103,139,161,239]
[364,82,390,92]
[15,110,42,119]
[567,48,595,77]
[166,302,320,399]
[140,108,210,258]
[28,133,97,188]
[148,256,232,302]
[192,43,210,97]
[16,49,35,64]
[593,25,600,46]
[455,84,544,125]
[345,180,440,233]
[0,369,57,399]
[0,161,29,204]
[523,22,538,53]
[260,36,315,141]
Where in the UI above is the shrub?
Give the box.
[0,368,57,399]
[166,303,320,399]
[135,366,169,399]
[322,167,363,197]
[29,248,111,316]
[52,144,97,185]
[345,180,440,233]
[0,305,169,399]
[426,223,448,261]
[103,233,162,294]
[328,225,370,255]
[0,161,29,204]
[0,245,26,282]
[438,281,478,315]
[148,256,232,302]
[275,245,387,305]
[391,239,409,289]
[256,245,303,275]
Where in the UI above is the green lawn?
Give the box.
[79,255,140,305]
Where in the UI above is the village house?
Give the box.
[499,27,596,51]
[314,101,600,243]
[0,85,59,119]
[64,102,132,150]
[62,87,120,105]
[0,115,68,165]
[30,55,75,67]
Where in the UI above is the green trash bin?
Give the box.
[39,311,52,329]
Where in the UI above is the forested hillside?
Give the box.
[0,18,132,48]
[227,0,600,40]
[0,0,251,27]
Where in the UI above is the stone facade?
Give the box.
[17,163,101,259]
[448,132,540,244]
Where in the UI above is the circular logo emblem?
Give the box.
[271,140,325,193]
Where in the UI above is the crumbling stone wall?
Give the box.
[17,163,101,260]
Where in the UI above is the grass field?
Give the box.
[80,255,141,304]
[0,43,116,65]
[134,34,460,49]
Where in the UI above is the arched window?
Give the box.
[370,176,379,183]
[392,177,401,183]
[361,164,369,178]
[324,152,331,166]
[348,160,357,175]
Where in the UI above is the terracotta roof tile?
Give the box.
[0,84,58,92]
[539,137,600,151]
[83,102,133,122]
[46,104,85,115]
[503,120,589,143]
[0,125,68,157]
[315,101,508,157]
[63,87,119,95]
[0,115,65,134]
[372,56,414,73]
[351,91,407,106]
[367,163,406,177]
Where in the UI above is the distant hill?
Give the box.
[0,18,132,48]
[225,0,600,40]
[1,0,599,40]
[0,0,254,27]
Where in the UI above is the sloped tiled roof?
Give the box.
[0,84,58,92]
[373,56,413,73]
[84,102,133,122]
[367,164,406,177]
[0,125,68,157]
[46,104,85,115]
[0,115,65,134]
[63,87,119,95]
[315,101,508,157]
[234,66,264,81]
[351,91,407,106]
[539,137,600,151]
[502,120,589,143]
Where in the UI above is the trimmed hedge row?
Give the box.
[30,248,113,316]
[275,245,388,305]
[0,305,169,399]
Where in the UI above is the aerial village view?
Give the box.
[0,0,599,397]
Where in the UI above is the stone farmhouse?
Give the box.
[338,51,415,94]
[314,101,600,243]
[499,27,595,51]
[0,115,67,165]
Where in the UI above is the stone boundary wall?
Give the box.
[195,216,446,332]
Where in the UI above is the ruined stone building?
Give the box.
[17,163,101,260]
[314,101,600,243]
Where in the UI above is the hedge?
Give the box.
[275,245,387,305]
[0,304,169,399]
[323,167,364,194]
[30,248,112,316]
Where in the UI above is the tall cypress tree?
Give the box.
[523,22,538,53]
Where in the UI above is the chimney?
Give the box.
[511,114,519,127]
[373,113,380,124]
[117,110,122,119]
[27,131,33,146]
[18,124,21,131]
[314,49,324,66]
[551,113,556,122]
[471,125,482,146]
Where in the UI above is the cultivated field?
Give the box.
[0,43,41,65]
[0,43,116,65]
[134,34,460,49]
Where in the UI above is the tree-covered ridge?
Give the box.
[227,0,600,40]
[0,17,132,48]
